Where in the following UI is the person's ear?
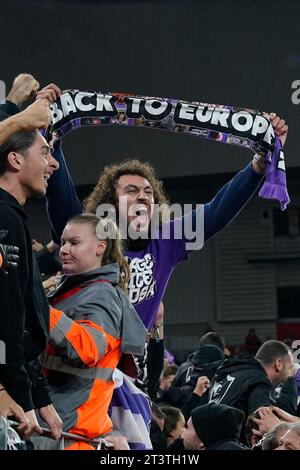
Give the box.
[274,358,282,372]
[7,151,24,172]
[96,240,107,256]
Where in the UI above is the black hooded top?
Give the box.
[168,344,225,408]
[210,357,298,417]
[209,357,274,417]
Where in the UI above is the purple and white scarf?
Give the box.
[109,369,152,450]
[48,90,290,209]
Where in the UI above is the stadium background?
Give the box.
[1,0,299,359]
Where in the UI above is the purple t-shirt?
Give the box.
[126,218,191,329]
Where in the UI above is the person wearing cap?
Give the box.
[182,402,248,450]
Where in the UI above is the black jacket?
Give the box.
[0,100,19,121]
[147,338,165,401]
[207,439,248,450]
[0,189,51,411]
[210,357,297,417]
[150,420,168,450]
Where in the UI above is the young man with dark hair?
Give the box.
[0,78,62,439]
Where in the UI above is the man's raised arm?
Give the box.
[0,100,52,145]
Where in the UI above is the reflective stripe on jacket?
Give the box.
[44,263,146,438]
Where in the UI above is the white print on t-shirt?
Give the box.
[127,254,156,304]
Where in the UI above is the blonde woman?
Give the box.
[36,214,146,450]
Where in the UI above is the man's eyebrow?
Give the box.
[125,184,153,190]
[41,144,50,151]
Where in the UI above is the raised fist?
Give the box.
[20,99,52,130]
[6,73,40,108]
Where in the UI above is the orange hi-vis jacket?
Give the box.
[43,263,146,447]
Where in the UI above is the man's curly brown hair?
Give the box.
[84,159,171,223]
